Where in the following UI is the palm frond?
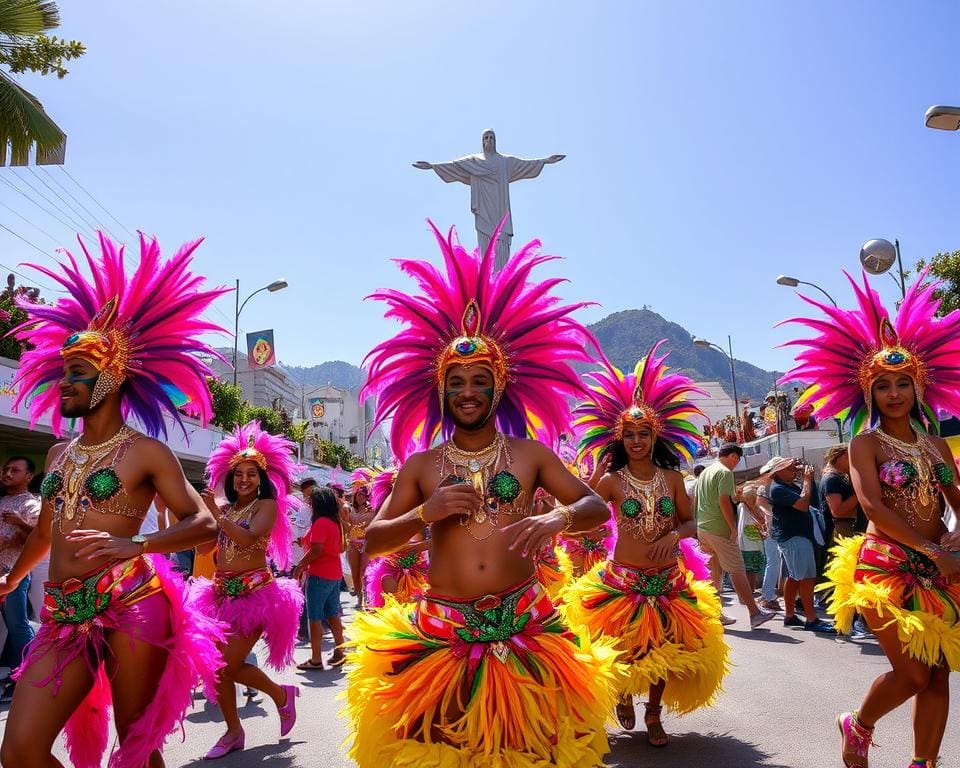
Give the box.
[0,0,58,39]
[0,69,63,162]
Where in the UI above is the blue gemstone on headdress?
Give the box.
[885,351,906,364]
[456,339,477,355]
[64,333,81,347]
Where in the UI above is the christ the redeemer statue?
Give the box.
[413,129,565,270]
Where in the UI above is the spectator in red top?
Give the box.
[294,488,346,670]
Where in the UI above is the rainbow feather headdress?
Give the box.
[361,222,595,450]
[206,420,302,570]
[779,270,960,435]
[12,232,228,438]
[573,340,708,464]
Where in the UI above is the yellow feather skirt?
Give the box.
[344,576,623,768]
[535,545,572,602]
[561,559,729,714]
[823,534,960,669]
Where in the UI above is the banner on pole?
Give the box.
[246,329,276,369]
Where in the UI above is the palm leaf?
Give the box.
[0,69,63,162]
[0,0,58,44]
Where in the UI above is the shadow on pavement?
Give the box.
[180,739,299,768]
[608,730,791,768]
[296,669,346,689]
[185,697,273,725]
[722,629,803,644]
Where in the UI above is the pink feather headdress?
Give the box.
[361,221,596,450]
[11,232,228,438]
[574,340,708,464]
[206,420,302,570]
[779,270,960,435]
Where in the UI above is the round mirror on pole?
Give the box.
[859,239,897,275]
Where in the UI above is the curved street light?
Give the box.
[233,278,289,385]
[692,335,741,432]
[775,275,838,307]
[925,105,960,131]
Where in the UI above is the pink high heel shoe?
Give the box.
[203,730,245,760]
[278,683,299,738]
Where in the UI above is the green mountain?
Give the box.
[285,360,365,389]
[286,309,782,403]
[586,309,782,403]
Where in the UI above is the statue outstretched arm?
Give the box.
[508,154,566,182]
[412,157,476,185]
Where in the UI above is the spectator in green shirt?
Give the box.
[695,444,774,629]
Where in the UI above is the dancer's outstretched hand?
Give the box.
[66,529,143,560]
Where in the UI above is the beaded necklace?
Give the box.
[45,426,139,534]
[616,467,676,542]
[436,433,527,541]
[218,499,264,563]
[872,428,951,527]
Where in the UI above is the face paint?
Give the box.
[65,373,99,389]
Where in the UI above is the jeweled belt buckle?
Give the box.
[474,594,501,611]
[60,577,85,596]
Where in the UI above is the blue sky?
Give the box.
[2,1,958,374]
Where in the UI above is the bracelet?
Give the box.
[415,504,428,523]
[556,505,574,532]
[917,540,948,559]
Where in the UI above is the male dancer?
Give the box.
[0,233,227,768]
[346,223,622,768]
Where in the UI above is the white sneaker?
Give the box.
[720,614,737,626]
[750,609,776,629]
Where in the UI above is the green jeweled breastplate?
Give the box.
[41,470,64,500]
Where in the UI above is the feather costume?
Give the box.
[347,224,620,768]
[563,340,727,714]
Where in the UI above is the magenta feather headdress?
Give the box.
[573,340,708,464]
[361,221,596,450]
[779,270,960,435]
[11,232,228,438]
[206,420,302,571]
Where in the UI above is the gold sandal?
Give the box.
[644,703,668,747]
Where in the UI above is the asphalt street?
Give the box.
[3,593,959,767]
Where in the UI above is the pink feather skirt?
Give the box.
[188,567,304,671]
[365,549,429,608]
[14,554,226,768]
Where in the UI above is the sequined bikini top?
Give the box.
[871,428,954,528]
[41,427,144,533]
[217,500,269,564]
[616,468,676,543]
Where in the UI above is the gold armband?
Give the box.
[415,504,427,523]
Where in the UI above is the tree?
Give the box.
[914,250,960,317]
[206,377,308,445]
[0,273,41,360]
[0,1,84,164]
[314,438,364,470]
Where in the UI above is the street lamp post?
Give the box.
[775,275,838,307]
[925,105,960,131]
[693,335,741,435]
[232,277,288,386]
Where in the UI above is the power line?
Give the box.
[0,174,81,233]
[0,198,60,246]
[39,166,119,241]
[0,224,63,293]
[58,167,137,240]
[10,169,91,235]
[28,167,102,236]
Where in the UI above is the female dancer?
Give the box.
[781,271,960,768]
[345,473,375,609]
[563,341,728,746]
[194,421,304,759]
